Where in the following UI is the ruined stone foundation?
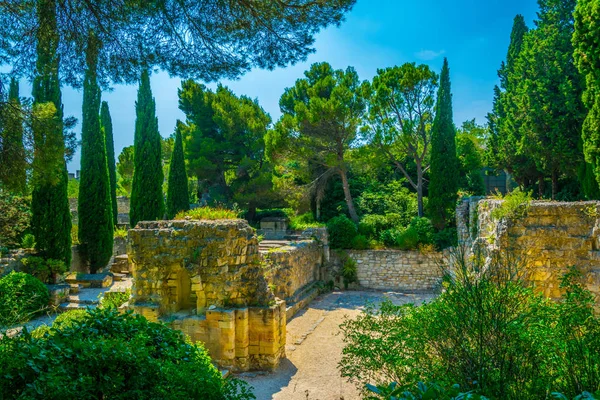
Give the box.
[128,219,286,371]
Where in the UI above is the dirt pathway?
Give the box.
[242,290,436,400]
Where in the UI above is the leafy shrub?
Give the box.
[0,308,255,399]
[357,181,418,226]
[380,228,403,248]
[434,227,458,250]
[327,215,358,249]
[99,289,131,309]
[53,309,88,330]
[289,212,325,230]
[491,188,532,220]
[339,250,600,399]
[396,226,420,250]
[378,217,435,250]
[21,256,67,284]
[409,217,434,245]
[0,272,49,327]
[351,234,370,250]
[366,381,488,400]
[176,206,239,220]
[341,255,358,289]
[358,214,389,238]
[0,190,30,249]
[21,233,35,249]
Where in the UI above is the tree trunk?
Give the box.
[339,167,359,223]
[538,176,545,199]
[416,161,424,217]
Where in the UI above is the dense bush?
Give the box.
[358,214,390,238]
[340,250,600,399]
[289,212,325,230]
[176,206,239,220]
[0,308,255,399]
[327,215,358,249]
[378,217,435,250]
[20,256,67,284]
[356,181,419,226]
[434,227,458,250]
[0,272,49,327]
[351,234,369,250]
[0,190,30,249]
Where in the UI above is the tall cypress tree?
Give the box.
[101,101,118,225]
[78,32,113,272]
[428,58,459,230]
[166,122,190,219]
[0,78,27,193]
[30,0,71,266]
[130,70,164,227]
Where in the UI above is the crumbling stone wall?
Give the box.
[128,219,285,371]
[262,241,324,302]
[458,198,600,300]
[331,250,443,291]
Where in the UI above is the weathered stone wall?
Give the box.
[262,241,324,302]
[127,219,285,371]
[458,198,600,300]
[330,250,443,291]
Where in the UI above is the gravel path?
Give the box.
[242,290,437,400]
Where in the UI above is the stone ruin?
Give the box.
[128,219,286,371]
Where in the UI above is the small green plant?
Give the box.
[176,206,239,220]
[99,289,132,309]
[327,215,358,249]
[21,233,35,249]
[114,228,128,239]
[351,234,370,250]
[289,212,325,230]
[0,272,49,327]
[71,224,79,245]
[491,188,532,220]
[341,256,358,289]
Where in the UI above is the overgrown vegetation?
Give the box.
[0,272,49,327]
[340,250,600,399]
[20,256,67,284]
[0,308,255,399]
[176,207,239,220]
[491,188,532,220]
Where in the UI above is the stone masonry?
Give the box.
[128,219,286,371]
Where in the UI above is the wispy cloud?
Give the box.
[415,49,446,61]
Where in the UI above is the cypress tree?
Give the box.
[130,70,164,227]
[166,123,190,219]
[30,0,71,266]
[0,78,27,193]
[78,32,113,272]
[428,58,459,229]
[101,101,118,226]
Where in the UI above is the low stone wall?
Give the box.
[331,250,443,291]
[127,219,285,371]
[262,241,324,302]
[457,198,600,300]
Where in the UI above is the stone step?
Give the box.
[65,273,112,288]
[112,272,127,282]
[69,283,81,294]
[110,254,129,274]
[66,294,99,305]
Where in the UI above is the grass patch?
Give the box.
[491,188,532,220]
[175,207,239,220]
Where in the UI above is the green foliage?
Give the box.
[130,70,165,227]
[289,212,325,230]
[351,234,369,250]
[433,227,458,250]
[166,125,190,219]
[78,33,114,273]
[490,188,532,220]
[0,272,49,327]
[342,256,358,289]
[456,121,486,196]
[356,181,419,226]
[269,62,365,222]
[364,63,438,217]
[327,215,358,249]
[0,308,255,399]
[428,58,459,229]
[114,228,128,239]
[99,289,131,309]
[21,256,67,284]
[30,0,71,268]
[101,101,119,226]
[116,145,134,196]
[574,0,600,190]
[378,217,434,250]
[0,189,30,249]
[340,249,600,399]
[52,309,88,330]
[21,233,35,249]
[67,178,79,198]
[176,207,239,220]
[0,78,27,194]
[366,381,488,400]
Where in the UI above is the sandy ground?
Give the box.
[241,290,437,400]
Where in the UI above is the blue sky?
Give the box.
[14,0,541,173]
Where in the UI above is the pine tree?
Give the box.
[78,32,113,272]
[101,101,118,225]
[166,123,190,219]
[574,0,600,189]
[428,58,459,229]
[30,0,71,266]
[0,78,27,193]
[130,70,164,227]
